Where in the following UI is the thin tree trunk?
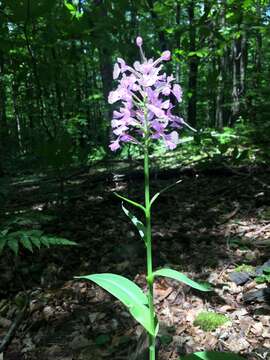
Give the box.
[231,4,247,125]
[11,81,23,152]
[0,49,8,142]
[187,0,198,127]
[147,0,167,51]
[51,47,64,123]
[175,2,182,83]
[215,1,226,128]
[23,0,52,139]
[0,5,8,173]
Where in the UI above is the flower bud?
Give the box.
[136,36,143,47]
[161,50,171,61]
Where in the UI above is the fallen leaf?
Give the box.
[250,322,263,336]
[226,335,250,352]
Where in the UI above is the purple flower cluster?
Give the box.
[108,37,183,151]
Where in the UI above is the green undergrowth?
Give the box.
[255,267,270,284]
[115,119,269,171]
[234,264,255,273]
[193,311,229,331]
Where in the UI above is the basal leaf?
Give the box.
[122,203,146,243]
[153,268,212,292]
[180,351,245,360]
[129,303,155,335]
[76,273,155,335]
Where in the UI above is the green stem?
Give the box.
[144,144,156,360]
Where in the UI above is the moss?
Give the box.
[234,264,255,273]
[193,311,229,331]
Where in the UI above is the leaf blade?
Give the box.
[153,268,212,292]
[122,203,146,243]
[76,273,155,335]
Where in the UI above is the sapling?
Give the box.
[76,37,245,360]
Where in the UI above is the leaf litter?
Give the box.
[0,167,270,359]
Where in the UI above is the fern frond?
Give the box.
[0,230,77,255]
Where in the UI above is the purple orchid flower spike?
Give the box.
[108,36,184,151]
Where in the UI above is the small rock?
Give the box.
[229,272,250,286]
[243,287,270,303]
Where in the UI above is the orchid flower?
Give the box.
[108,37,184,151]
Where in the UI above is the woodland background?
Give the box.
[0,0,269,171]
[0,1,270,360]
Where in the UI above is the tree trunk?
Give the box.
[0,5,8,174]
[187,0,198,127]
[11,80,23,152]
[175,2,182,84]
[23,0,53,139]
[146,0,167,51]
[51,47,64,123]
[215,1,226,128]
[231,5,247,125]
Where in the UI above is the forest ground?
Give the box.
[0,161,270,360]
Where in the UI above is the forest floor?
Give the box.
[0,161,270,360]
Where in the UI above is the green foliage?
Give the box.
[234,264,255,273]
[153,268,212,292]
[64,0,83,19]
[3,212,56,228]
[0,210,77,256]
[255,267,270,284]
[87,146,106,164]
[34,132,75,170]
[75,273,156,336]
[255,274,270,284]
[180,351,245,360]
[0,229,77,256]
[193,312,229,332]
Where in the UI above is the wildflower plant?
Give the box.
[76,38,245,360]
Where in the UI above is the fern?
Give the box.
[0,229,77,255]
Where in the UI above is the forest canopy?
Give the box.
[0,0,269,171]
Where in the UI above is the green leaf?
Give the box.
[0,236,8,254]
[7,238,19,255]
[114,193,146,212]
[20,233,33,252]
[30,235,41,249]
[153,269,212,292]
[180,351,246,360]
[40,236,50,248]
[150,180,182,207]
[64,0,76,11]
[122,203,146,243]
[263,267,270,274]
[76,273,155,335]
